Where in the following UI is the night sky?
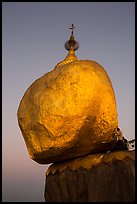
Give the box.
[2,2,135,202]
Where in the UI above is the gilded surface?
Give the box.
[46,150,135,175]
[17,58,118,164]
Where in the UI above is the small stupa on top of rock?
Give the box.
[17,24,123,164]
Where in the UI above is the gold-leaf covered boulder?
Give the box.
[17,30,119,164]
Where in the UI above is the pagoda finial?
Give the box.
[69,23,75,35]
[65,23,79,51]
[55,24,79,68]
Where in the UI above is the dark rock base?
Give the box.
[45,151,135,202]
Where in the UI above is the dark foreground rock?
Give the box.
[45,150,135,202]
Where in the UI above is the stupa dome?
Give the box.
[17,24,119,164]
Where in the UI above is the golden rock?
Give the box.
[17,27,119,164]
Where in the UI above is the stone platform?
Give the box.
[45,150,135,202]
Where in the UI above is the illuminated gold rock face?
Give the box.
[17,59,118,164]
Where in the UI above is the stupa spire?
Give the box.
[64,24,79,60]
[56,24,79,68]
[69,23,75,35]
